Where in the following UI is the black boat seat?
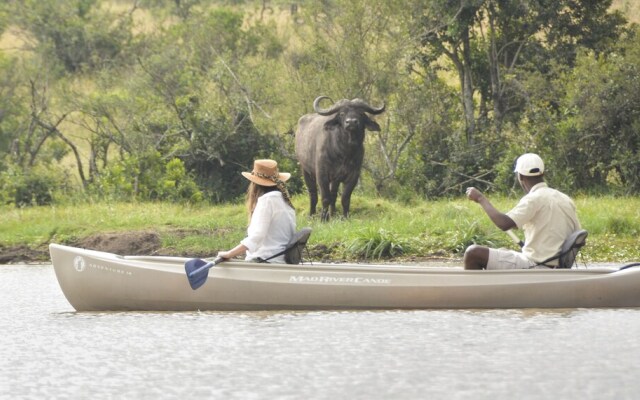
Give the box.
[262,227,312,264]
[534,229,588,269]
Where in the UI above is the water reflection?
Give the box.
[2,264,640,399]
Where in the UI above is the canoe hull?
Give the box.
[49,243,640,311]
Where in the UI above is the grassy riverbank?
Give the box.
[1,195,639,264]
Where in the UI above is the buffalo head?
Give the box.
[313,96,385,144]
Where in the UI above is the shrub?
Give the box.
[0,164,67,207]
[88,153,202,203]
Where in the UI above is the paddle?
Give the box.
[506,230,524,248]
[185,257,224,290]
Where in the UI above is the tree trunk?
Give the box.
[487,7,503,132]
[461,24,476,144]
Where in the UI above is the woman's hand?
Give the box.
[217,244,248,260]
[217,251,233,259]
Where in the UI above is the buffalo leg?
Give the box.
[302,170,318,216]
[341,176,359,218]
[329,181,339,217]
[318,174,332,222]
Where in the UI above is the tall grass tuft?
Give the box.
[606,217,639,236]
[444,221,487,254]
[345,228,408,259]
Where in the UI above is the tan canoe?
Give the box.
[49,243,640,311]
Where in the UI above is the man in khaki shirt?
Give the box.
[464,153,581,270]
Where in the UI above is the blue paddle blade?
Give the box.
[185,258,213,290]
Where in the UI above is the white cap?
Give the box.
[514,153,544,176]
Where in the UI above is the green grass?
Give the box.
[1,194,640,263]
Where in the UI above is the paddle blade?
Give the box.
[185,258,215,290]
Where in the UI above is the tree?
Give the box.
[120,6,285,201]
[555,28,640,193]
[418,0,481,142]
[416,0,627,140]
[11,0,135,73]
[0,55,24,170]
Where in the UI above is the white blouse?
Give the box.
[240,191,296,263]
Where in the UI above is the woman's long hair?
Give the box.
[246,182,294,223]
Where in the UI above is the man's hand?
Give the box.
[466,187,485,203]
[465,186,516,231]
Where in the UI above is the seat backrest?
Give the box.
[557,229,588,268]
[284,227,312,264]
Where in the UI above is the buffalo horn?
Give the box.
[313,96,339,116]
[350,98,386,115]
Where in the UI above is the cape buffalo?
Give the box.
[295,96,385,221]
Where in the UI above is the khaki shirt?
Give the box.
[507,183,581,264]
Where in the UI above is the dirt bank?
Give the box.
[0,230,165,264]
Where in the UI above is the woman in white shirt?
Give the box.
[217,159,296,263]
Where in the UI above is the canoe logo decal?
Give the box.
[71,257,133,276]
[73,256,86,272]
[289,275,391,285]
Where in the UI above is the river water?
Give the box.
[2,264,640,399]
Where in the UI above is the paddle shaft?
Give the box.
[506,230,524,248]
[187,257,223,277]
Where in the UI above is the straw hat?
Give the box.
[241,159,291,187]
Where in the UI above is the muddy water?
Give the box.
[2,264,640,399]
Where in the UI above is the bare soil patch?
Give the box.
[0,244,48,264]
[75,231,162,256]
[1,230,164,264]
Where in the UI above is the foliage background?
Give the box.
[0,0,638,207]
